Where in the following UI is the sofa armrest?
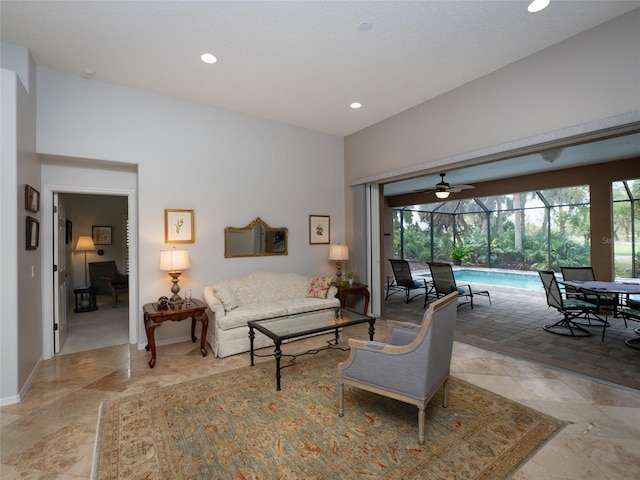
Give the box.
[327,285,338,299]
[203,286,225,320]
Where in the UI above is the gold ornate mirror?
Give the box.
[224,217,288,258]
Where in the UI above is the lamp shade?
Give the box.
[435,190,450,199]
[328,244,349,261]
[75,236,95,251]
[159,248,190,272]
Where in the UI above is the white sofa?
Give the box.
[204,271,340,358]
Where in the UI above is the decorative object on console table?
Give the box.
[143,299,208,368]
[309,215,330,244]
[26,216,39,250]
[345,270,356,285]
[334,282,370,315]
[328,244,349,285]
[159,247,190,310]
[75,235,95,287]
[92,225,112,245]
[165,208,195,244]
[25,184,40,213]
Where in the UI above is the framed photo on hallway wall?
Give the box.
[165,209,194,244]
[26,216,39,250]
[309,215,330,244]
[92,226,112,245]
[25,185,40,213]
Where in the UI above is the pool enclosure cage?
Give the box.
[392,180,640,277]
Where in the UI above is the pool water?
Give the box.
[419,269,545,290]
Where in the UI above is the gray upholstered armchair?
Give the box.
[89,261,129,308]
[338,292,458,444]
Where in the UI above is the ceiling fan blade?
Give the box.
[449,184,475,193]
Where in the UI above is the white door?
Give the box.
[53,193,70,353]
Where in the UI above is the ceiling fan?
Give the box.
[430,173,475,199]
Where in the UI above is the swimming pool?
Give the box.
[419,269,546,290]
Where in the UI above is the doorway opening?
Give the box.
[56,193,129,354]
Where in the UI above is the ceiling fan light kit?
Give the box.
[430,173,475,199]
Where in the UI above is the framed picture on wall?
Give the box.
[26,216,39,250]
[25,185,40,213]
[309,215,330,244]
[92,226,112,245]
[165,209,195,244]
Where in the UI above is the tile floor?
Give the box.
[1,297,640,479]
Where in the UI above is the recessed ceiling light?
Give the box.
[350,102,362,109]
[201,53,217,64]
[358,21,372,32]
[528,0,550,13]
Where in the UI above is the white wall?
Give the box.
[343,9,640,294]
[1,44,40,405]
[37,67,345,349]
[345,10,640,184]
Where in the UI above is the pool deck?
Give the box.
[382,274,640,391]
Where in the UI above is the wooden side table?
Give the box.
[142,298,208,368]
[334,282,370,315]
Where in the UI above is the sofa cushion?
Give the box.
[284,297,341,315]
[307,276,333,299]
[216,303,288,330]
[214,285,239,311]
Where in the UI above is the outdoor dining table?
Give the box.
[561,280,640,345]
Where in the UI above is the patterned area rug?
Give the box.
[93,349,565,479]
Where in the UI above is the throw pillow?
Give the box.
[307,276,333,299]
[214,285,239,311]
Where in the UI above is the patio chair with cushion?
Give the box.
[428,262,490,309]
[538,270,602,337]
[387,259,431,307]
[338,292,458,445]
[89,261,129,308]
[560,265,616,322]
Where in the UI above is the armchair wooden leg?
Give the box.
[418,406,425,445]
[338,382,345,417]
[442,378,449,408]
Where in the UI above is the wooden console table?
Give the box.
[142,298,208,368]
[334,282,370,315]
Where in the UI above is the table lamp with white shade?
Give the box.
[159,247,190,309]
[329,244,349,285]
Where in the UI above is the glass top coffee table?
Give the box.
[248,307,376,390]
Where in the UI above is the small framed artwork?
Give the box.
[309,215,330,244]
[165,209,195,244]
[26,216,39,250]
[25,185,40,213]
[92,226,112,245]
[66,220,73,244]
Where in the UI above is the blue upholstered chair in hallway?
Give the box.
[89,261,129,308]
[338,292,458,445]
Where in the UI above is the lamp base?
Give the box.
[169,295,184,310]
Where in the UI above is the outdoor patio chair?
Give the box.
[338,292,458,445]
[387,259,431,307]
[560,265,617,322]
[428,262,490,309]
[89,261,129,308]
[538,270,602,337]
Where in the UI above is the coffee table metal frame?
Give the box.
[248,307,376,390]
